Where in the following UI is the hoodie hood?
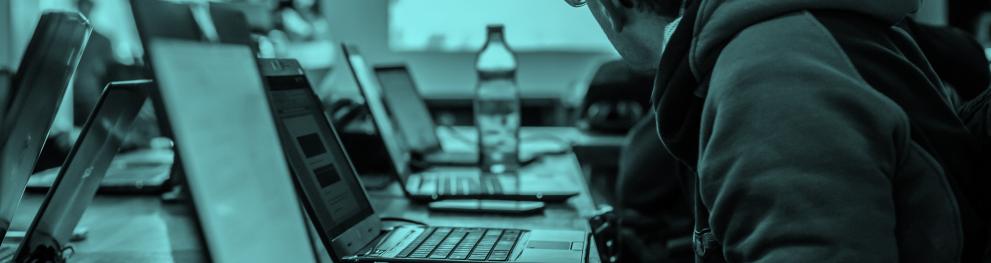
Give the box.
[689,0,921,78]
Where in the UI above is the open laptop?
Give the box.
[372,65,477,166]
[0,82,150,262]
[115,0,257,194]
[0,12,91,241]
[146,39,316,262]
[27,80,172,195]
[258,58,589,262]
[342,44,580,202]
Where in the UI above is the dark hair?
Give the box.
[635,0,682,17]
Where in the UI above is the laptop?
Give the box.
[372,65,477,166]
[26,80,173,195]
[146,39,316,262]
[258,58,590,262]
[341,44,580,202]
[0,12,91,241]
[0,82,150,262]
[118,0,257,194]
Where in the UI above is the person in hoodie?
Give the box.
[570,0,991,262]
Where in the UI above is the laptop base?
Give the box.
[404,173,579,203]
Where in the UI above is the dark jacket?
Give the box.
[652,0,988,262]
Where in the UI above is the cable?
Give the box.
[61,245,75,261]
[379,217,428,226]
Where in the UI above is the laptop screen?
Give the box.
[264,70,375,239]
[373,66,442,154]
[0,12,90,237]
[148,40,315,262]
[15,82,150,260]
[341,45,413,181]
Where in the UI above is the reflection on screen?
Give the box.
[285,114,358,223]
[296,134,327,158]
[272,87,366,228]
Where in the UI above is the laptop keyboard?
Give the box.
[397,227,523,261]
[435,176,502,196]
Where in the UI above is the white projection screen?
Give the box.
[389,0,617,53]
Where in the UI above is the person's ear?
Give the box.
[600,0,632,33]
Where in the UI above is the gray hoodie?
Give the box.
[662,0,975,262]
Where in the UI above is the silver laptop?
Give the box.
[0,12,91,241]
[341,44,580,202]
[1,82,150,261]
[258,58,590,262]
[146,39,316,263]
[371,65,478,166]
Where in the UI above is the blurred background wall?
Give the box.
[2,0,618,101]
[321,0,617,100]
[1,0,983,102]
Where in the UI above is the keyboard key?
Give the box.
[429,231,465,259]
[398,229,433,257]
[458,177,470,195]
[489,251,509,261]
[468,253,489,261]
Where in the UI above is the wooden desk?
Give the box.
[4,127,605,262]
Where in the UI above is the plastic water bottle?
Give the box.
[474,24,520,174]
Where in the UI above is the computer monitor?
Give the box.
[12,81,150,261]
[373,65,443,154]
[0,12,91,240]
[258,58,378,258]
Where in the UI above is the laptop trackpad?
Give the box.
[526,241,571,250]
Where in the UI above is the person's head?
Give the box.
[568,0,682,73]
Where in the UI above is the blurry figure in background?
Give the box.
[277,0,330,42]
[267,0,333,58]
[267,0,336,93]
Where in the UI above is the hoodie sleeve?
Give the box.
[697,12,907,262]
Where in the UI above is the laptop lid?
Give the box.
[13,81,150,261]
[340,44,414,183]
[373,65,443,154]
[147,39,315,263]
[130,0,202,46]
[0,12,91,239]
[131,0,255,56]
[258,58,383,259]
